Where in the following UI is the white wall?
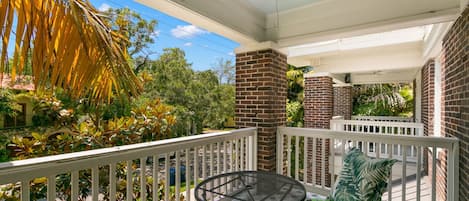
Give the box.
[415,69,422,123]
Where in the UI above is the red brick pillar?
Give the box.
[421,59,435,177]
[333,85,352,120]
[235,48,287,172]
[304,73,333,186]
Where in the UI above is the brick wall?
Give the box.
[421,59,435,180]
[304,75,332,186]
[440,7,468,200]
[235,49,287,172]
[421,59,435,138]
[304,76,333,128]
[333,86,352,120]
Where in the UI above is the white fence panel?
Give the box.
[331,120,423,161]
[351,116,414,122]
[0,128,257,201]
[277,127,459,201]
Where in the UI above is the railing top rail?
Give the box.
[278,127,458,149]
[331,119,423,128]
[0,128,256,182]
[351,115,412,119]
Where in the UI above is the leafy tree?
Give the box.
[142,48,235,134]
[0,0,142,102]
[211,58,235,84]
[142,48,196,135]
[192,70,234,129]
[144,48,194,104]
[104,8,158,73]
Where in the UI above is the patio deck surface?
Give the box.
[382,162,431,201]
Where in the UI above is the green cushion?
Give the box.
[329,147,397,201]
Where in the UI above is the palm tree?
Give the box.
[0,0,142,102]
[353,84,413,116]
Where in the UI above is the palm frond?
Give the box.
[331,148,396,201]
[0,0,142,103]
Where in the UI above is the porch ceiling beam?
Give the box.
[275,7,459,48]
[135,0,265,44]
[299,42,424,74]
[350,68,420,84]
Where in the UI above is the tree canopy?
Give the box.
[142,48,235,135]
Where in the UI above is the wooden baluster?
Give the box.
[126,161,133,201]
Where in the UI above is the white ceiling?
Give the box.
[243,0,324,14]
[138,0,462,48]
[287,26,429,58]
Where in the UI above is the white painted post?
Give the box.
[71,171,79,201]
[140,158,147,201]
[47,175,56,201]
[126,161,133,201]
[21,181,30,201]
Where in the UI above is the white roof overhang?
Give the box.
[137,0,464,48]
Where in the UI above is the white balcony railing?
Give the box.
[351,115,414,122]
[277,127,459,201]
[330,120,424,161]
[0,128,257,201]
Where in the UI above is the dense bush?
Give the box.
[8,99,175,160]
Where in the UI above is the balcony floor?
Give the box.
[383,161,431,201]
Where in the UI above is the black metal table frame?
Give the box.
[195,171,306,201]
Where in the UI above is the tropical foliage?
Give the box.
[286,65,311,127]
[0,89,21,118]
[353,84,413,116]
[329,148,397,201]
[2,96,178,200]
[7,98,175,160]
[0,0,142,102]
[0,1,234,200]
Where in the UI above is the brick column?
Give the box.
[333,85,352,120]
[304,73,333,186]
[421,59,435,177]
[440,7,468,201]
[235,48,287,172]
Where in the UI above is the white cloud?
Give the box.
[171,25,208,39]
[183,42,193,47]
[98,3,111,12]
[228,52,235,56]
[150,30,161,38]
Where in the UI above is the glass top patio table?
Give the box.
[194,171,306,201]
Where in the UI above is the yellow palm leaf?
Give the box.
[0,0,142,103]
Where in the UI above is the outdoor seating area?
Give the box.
[0,0,467,201]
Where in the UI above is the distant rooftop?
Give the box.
[0,74,35,91]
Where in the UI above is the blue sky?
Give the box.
[89,0,239,71]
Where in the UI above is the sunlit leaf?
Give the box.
[0,0,142,103]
